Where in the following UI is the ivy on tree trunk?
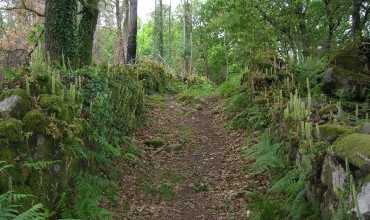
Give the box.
[78,0,100,66]
[45,0,78,66]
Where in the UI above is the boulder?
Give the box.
[319,124,354,143]
[357,182,370,218]
[321,155,346,194]
[360,123,370,135]
[0,96,22,117]
[333,133,370,168]
[322,67,369,100]
[0,89,31,118]
[322,40,370,101]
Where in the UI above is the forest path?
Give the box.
[112,95,253,219]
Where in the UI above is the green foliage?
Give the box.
[291,57,327,93]
[0,191,47,220]
[62,174,114,220]
[217,73,243,97]
[0,163,47,220]
[0,118,23,145]
[245,135,319,220]
[176,76,215,104]
[243,134,285,174]
[0,57,167,218]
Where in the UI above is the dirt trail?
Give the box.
[112,95,252,220]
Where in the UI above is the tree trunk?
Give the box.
[324,0,334,51]
[183,0,192,76]
[159,0,164,59]
[123,0,129,62]
[114,0,123,64]
[126,0,138,63]
[45,0,77,66]
[78,0,99,66]
[168,0,172,65]
[352,0,362,40]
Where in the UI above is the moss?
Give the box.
[319,124,354,140]
[0,118,23,144]
[0,89,31,118]
[333,133,370,168]
[39,94,69,120]
[0,146,16,163]
[319,104,338,115]
[23,110,47,134]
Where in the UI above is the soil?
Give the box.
[110,95,256,220]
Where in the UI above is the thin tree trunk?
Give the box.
[123,0,129,62]
[352,0,362,40]
[223,29,229,79]
[159,0,164,59]
[168,0,172,65]
[126,0,137,63]
[324,0,334,51]
[114,0,124,64]
[183,0,192,76]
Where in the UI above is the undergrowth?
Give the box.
[0,49,168,218]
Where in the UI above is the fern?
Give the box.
[0,161,13,173]
[13,204,45,220]
[243,134,285,174]
[0,191,47,220]
[23,160,60,170]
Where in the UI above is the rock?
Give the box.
[195,104,202,111]
[321,155,346,193]
[357,182,370,218]
[360,123,370,134]
[0,118,23,144]
[144,137,165,148]
[319,124,354,143]
[333,133,370,168]
[165,143,183,152]
[0,96,22,117]
[319,155,348,219]
[36,135,51,157]
[0,89,31,118]
[322,41,370,101]
[322,67,369,100]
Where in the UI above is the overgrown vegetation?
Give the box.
[1,0,370,219]
[0,51,168,218]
